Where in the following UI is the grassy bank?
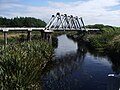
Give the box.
[0,41,53,90]
[0,31,42,45]
[67,25,120,55]
[85,32,120,48]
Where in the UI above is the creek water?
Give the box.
[41,35,120,90]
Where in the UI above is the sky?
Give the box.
[0,0,120,26]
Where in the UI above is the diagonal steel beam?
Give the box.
[45,12,86,31]
[80,17,86,31]
[45,15,55,30]
[75,16,82,30]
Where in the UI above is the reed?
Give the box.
[0,41,53,90]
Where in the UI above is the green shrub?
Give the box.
[89,37,102,48]
[107,41,120,54]
[88,32,120,48]
[0,41,53,90]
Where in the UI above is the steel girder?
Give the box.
[44,13,86,31]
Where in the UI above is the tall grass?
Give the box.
[106,40,120,56]
[86,32,120,48]
[0,41,53,90]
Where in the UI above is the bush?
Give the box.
[88,32,120,48]
[0,41,53,90]
[107,41,120,54]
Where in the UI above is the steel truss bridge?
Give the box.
[44,13,99,31]
[0,12,99,32]
[0,13,100,45]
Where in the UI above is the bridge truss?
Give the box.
[44,13,86,31]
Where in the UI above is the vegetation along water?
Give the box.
[0,17,120,90]
[0,41,53,90]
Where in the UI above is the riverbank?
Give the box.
[66,25,120,56]
[0,31,43,45]
[0,31,63,90]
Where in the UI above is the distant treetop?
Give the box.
[86,24,120,32]
[0,17,46,27]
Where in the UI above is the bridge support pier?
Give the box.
[3,31,8,46]
[27,31,31,41]
[48,33,52,44]
[41,30,44,39]
[43,31,53,44]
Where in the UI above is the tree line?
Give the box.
[86,24,120,32]
[0,17,46,27]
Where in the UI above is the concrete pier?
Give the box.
[27,31,31,41]
[44,30,53,44]
[41,30,44,39]
[3,31,8,46]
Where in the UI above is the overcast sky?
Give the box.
[0,0,120,26]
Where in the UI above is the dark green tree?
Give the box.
[0,16,46,27]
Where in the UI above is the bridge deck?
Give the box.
[52,28,100,31]
[0,27,100,32]
[0,27,45,32]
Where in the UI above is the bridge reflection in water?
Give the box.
[41,35,120,90]
[41,50,86,90]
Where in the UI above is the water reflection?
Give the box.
[107,74,120,90]
[55,35,77,56]
[107,55,120,90]
[41,48,86,89]
[77,38,120,90]
[41,35,120,90]
[108,54,120,74]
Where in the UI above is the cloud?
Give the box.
[0,0,120,26]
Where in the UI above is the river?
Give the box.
[41,35,120,90]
